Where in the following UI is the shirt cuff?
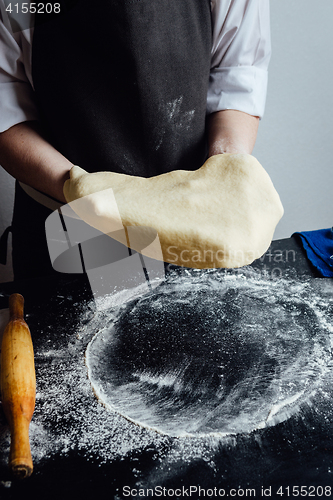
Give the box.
[0,81,39,132]
[207,66,268,119]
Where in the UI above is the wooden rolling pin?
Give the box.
[0,293,36,479]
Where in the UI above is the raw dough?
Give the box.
[63,154,283,269]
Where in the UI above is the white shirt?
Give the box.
[0,0,271,133]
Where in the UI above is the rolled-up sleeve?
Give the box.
[208,0,271,118]
[0,5,38,133]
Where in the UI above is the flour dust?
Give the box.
[0,268,332,475]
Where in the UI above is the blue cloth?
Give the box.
[292,227,333,277]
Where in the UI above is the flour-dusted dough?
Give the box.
[63,154,283,268]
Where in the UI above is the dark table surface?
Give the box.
[0,237,333,500]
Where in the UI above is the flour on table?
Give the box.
[85,270,333,437]
[1,269,332,474]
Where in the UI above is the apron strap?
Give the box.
[0,225,12,265]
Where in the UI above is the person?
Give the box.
[0,0,271,280]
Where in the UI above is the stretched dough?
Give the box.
[63,154,283,268]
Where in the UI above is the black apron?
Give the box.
[9,0,212,280]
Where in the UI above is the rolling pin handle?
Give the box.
[9,293,25,321]
[1,292,35,479]
[9,413,33,479]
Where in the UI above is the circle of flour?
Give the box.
[86,273,331,437]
